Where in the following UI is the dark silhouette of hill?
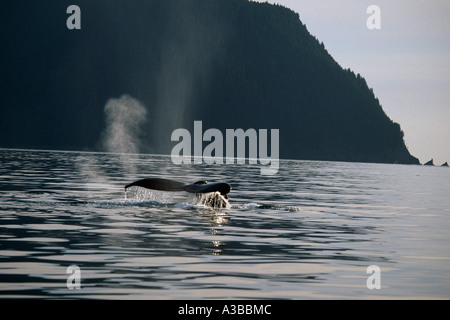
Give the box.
[0,0,419,164]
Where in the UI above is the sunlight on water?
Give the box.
[0,149,449,299]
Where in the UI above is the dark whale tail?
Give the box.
[125,178,232,199]
[125,178,186,192]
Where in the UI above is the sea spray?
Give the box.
[101,95,148,154]
[188,192,231,209]
[77,95,149,191]
[100,95,148,177]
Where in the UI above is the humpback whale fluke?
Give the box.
[125,178,186,192]
[124,178,232,207]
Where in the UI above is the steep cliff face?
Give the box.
[0,0,419,164]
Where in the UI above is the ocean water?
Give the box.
[0,148,449,299]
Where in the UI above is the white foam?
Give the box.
[124,187,230,209]
[188,192,231,209]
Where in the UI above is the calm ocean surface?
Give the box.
[0,149,449,299]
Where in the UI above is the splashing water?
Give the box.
[188,192,231,209]
[125,187,177,203]
[124,187,230,209]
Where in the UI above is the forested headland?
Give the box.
[0,0,419,164]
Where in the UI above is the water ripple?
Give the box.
[1,149,449,299]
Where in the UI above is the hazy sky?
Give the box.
[256,0,450,164]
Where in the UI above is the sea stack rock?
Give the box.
[441,162,449,167]
[424,159,434,166]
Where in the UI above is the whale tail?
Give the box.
[125,178,232,204]
[125,178,186,192]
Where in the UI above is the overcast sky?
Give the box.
[256,0,450,164]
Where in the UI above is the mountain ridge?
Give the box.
[0,0,420,164]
